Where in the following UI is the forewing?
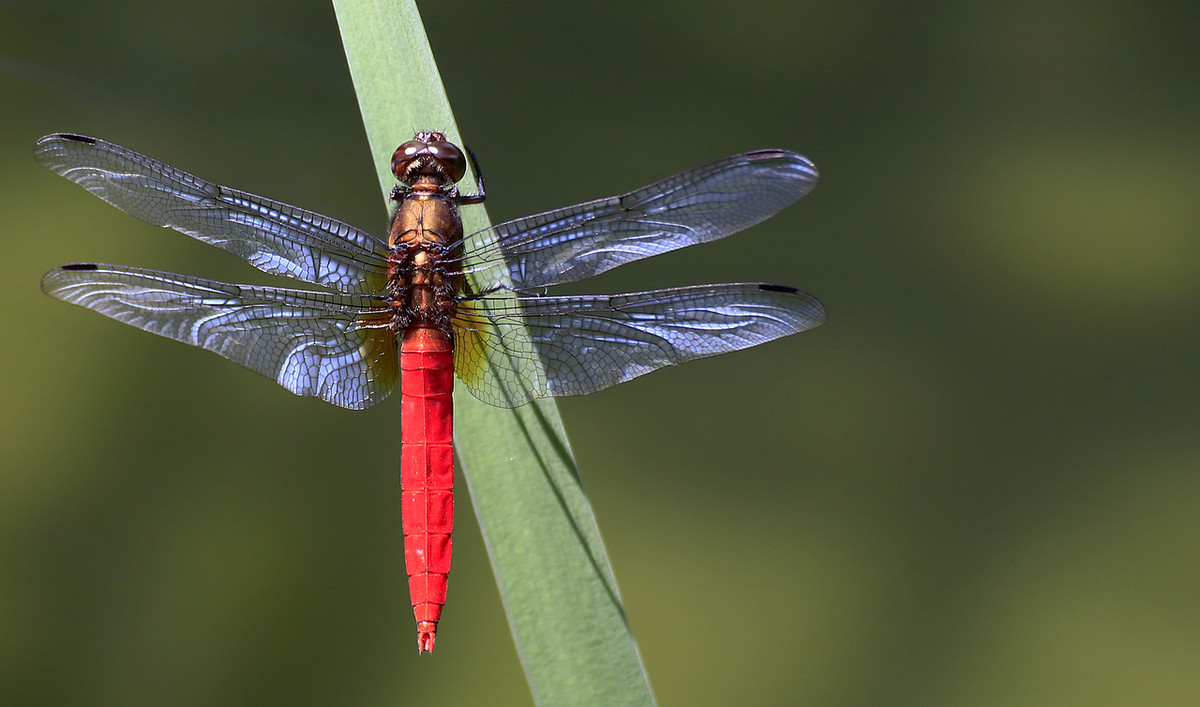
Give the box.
[42,264,398,410]
[457,150,818,291]
[35,134,389,294]
[452,284,825,407]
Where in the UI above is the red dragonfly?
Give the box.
[36,131,825,652]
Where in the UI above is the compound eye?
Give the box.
[427,140,467,183]
[391,140,426,181]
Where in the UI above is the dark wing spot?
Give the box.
[58,134,98,145]
[758,283,798,294]
[60,263,99,271]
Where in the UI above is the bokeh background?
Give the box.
[2,1,1198,705]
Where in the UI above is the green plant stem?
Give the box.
[331,1,656,704]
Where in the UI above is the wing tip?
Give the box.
[34,132,97,151]
[41,263,102,297]
[757,283,827,328]
[34,133,101,170]
[738,149,819,199]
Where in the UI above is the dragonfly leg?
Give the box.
[485,281,548,298]
[452,146,486,205]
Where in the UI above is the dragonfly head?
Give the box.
[392,132,467,187]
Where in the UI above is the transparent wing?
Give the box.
[456,150,818,291]
[452,283,825,407]
[35,134,389,294]
[42,264,398,410]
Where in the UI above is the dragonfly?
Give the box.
[36,131,825,652]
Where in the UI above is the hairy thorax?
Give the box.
[387,178,464,327]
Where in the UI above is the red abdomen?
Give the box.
[400,326,455,653]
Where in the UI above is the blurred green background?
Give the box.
[3,1,1198,705]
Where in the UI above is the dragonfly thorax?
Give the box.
[386,151,466,334]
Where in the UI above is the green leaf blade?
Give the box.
[332,1,655,704]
